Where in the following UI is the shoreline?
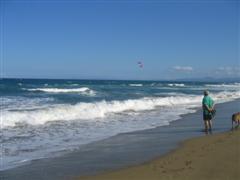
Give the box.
[1,99,239,180]
[77,128,240,180]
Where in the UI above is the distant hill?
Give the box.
[174,77,240,83]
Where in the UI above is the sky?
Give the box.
[1,0,239,80]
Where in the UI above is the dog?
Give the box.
[232,112,240,128]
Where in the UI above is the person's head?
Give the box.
[204,90,209,96]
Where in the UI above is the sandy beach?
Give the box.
[78,128,240,180]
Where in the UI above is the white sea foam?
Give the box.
[155,92,187,96]
[1,97,54,111]
[25,87,96,96]
[205,83,240,88]
[168,83,185,87]
[69,84,79,86]
[2,90,240,128]
[129,84,143,87]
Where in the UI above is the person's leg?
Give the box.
[208,120,212,132]
[204,120,209,132]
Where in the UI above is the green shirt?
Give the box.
[202,95,214,115]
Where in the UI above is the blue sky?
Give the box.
[1,0,239,80]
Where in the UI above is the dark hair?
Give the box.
[204,90,209,96]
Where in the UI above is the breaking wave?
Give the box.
[168,83,185,87]
[2,90,240,128]
[24,87,96,95]
[205,83,240,88]
[129,84,143,87]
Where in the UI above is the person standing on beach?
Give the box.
[202,90,215,132]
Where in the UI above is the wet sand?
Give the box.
[78,128,240,180]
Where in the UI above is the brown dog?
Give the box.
[232,112,240,128]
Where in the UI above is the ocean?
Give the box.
[0,78,240,170]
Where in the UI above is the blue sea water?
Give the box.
[0,78,240,170]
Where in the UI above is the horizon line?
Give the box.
[1,76,240,82]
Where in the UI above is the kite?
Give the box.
[137,61,143,68]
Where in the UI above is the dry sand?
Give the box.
[77,129,240,180]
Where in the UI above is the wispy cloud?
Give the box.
[173,66,193,72]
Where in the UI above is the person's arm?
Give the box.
[211,103,215,111]
[210,98,215,111]
[203,103,211,112]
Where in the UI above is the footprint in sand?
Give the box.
[185,160,192,166]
